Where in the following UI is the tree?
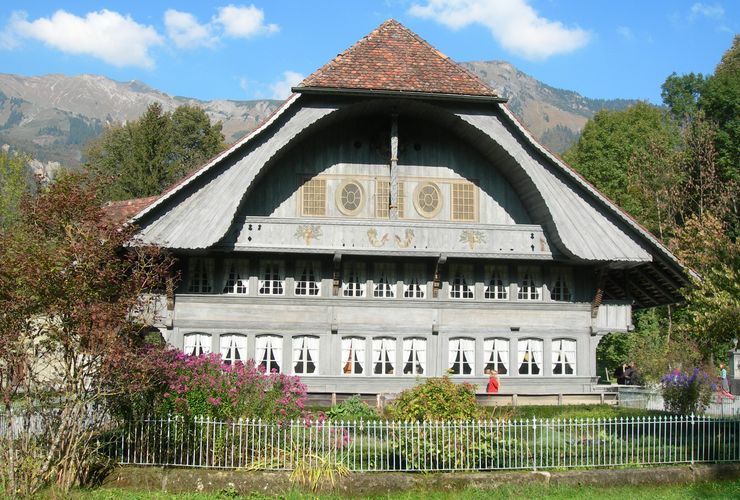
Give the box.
[85,103,225,201]
[0,148,31,228]
[0,174,174,494]
[661,72,706,122]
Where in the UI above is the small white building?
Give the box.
[127,20,689,396]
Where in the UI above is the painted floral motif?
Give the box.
[395,228,415,248]
[295,225,322,245]
[459,230,486,250]
[367,228,390,247]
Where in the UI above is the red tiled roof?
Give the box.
[298,19,500,98]
[103,195,159,224]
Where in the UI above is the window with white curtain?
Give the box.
[449,264,475,299]
[219,334,247,364]
[483,338,509,375]
[517,267,541,300]
[183,333,211,356]
[517,338,543,375]
[342,262,366,297]
[295,260,321,296]
[187,258,214,293]
[292,336,319,375]
[552,339,576,375]
[372,337,396,375]
[258,261,285,295]
[448,337,475,375]
[222,260,249,294]
[402,338,427,375]
[484,265,509,300]
[403,263,426,299]
[550,268,573,302]
[373,263,396,298]
[341,336,366,375]
[256,335,282,373]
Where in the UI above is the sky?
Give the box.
[0,1,737,104]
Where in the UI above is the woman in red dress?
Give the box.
[486,369,499,394]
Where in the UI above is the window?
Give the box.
[373,263,396,298]
[484,338,509,375]
[552,339,576,375]
[413,182,442,218]
[402,338,426,375]
[448,338,474,375]
[449,264,475,299]
[518,339,543,375]
[517,267,541,300]
[187,258,213,293]
[342,262,366,297]
[372,337,396,375]
[452,182,475,221]
[295,260,321,296]
[301,178,326,216]
[292,336,319,375]
[375,179,405,218]
[256,335,282,373]
[337,180,365,216]
[220,334,247,364]
[550,269,573,302]
[184,333,211,356]
[341,337,366,375]
[403,263,426,299]
[484,265,509,300]
[258,260,284,295]
[222,260,249,294]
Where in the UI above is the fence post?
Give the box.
[690,414,695,465]
[532,416,537,472]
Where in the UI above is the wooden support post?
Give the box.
[389,114,399,220]
[331,392,337,406]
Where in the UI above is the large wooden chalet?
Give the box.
[127,20,689,395]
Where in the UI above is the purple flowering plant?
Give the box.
[660,367,715,415]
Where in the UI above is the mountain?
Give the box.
[0,65,638,171]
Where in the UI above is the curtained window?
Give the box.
[222,260,249,294]
[517,267,541,300]
[187,258,214,293]
[295,260,321,296]
[552,339,576,375]
[484,265,509,300]
[341,337,366,375]
[403,263,426,299]
[258,261,284,295]
[342,262,366,297]
[292,336,319,375]
[518,339,543,375]
[183,333,211,356]
[483,338,509,374]
[550,269,573,302]
[449,264,475,299]
[373,263,396,298]
[448,337,475,375]
[372,337,396,375]
[402,338,427,375]
[256,335,282,373]
[219,334,247,364]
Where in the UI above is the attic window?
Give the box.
[301,178,326,216]
[375,180,405,218]
[414,182,442,218]
[452,182,475,221]
[337,180,365,216]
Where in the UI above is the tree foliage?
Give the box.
[85,103,225,201]
[0,174,174,494]
[0,148,31,228]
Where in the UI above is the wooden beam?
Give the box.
[389,114,399,220]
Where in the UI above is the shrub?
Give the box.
[660,368,715,415]
[386,377,482,421]
[326,395,378,421]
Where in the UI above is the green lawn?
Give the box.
[61,479,740,499]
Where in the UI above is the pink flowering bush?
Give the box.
[114,347,308,422]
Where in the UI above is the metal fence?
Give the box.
[113,415,740,472]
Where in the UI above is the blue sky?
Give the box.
[0,1,736,103]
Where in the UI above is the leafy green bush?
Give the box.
[386,377,482,421]
[661,368,715,415]
[326,395,378,421]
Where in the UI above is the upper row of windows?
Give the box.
[187,258,574,302]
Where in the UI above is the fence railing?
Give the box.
[113,415,740,472]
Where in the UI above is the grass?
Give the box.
[57,478,740,499]
[497,404,667,420]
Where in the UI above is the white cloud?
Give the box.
[409,0,590,60]
[164,9,216,49]
[9,9,162,68]
[689,3,725,20]
[616,26,634,40]
[269,71,304,99]
[215,4,278,39]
